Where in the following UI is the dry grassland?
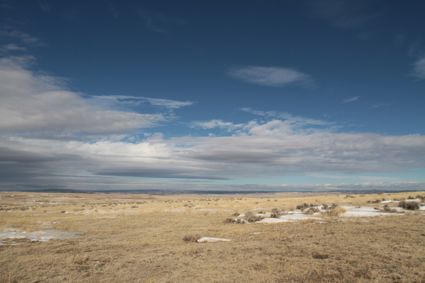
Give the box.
[1,191,425,282]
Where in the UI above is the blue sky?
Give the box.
[0,0,425,192]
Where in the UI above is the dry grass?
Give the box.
[0,191,424,282]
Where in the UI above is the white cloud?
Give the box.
[0,27,42,46]
[1,118,425,191]
[342,96,360,104]
[92,95,193,109]
[191,120,244,132]
[229,66,311,87]
[0,43,27,53]
[142,97,193,109]
[241,107,328,126]
[0,57,164,135]
[413,56,425,79]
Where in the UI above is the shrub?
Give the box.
[244,211,263,222]
[304,207,320,215]
[183,234,201,242]
[296,203,310,211]
[270,208,281,218]
[224,217,245,224]
[312,252,329,259]
[322,206,346,217]
[416,195,425,201]
[382,204,397,213]
[398,201,419,210]
[271,208,279,213]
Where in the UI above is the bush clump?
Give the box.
[304,207,320,215]
[224,218,245,224]
[322,206,346,217]
[244,211,263,223]
[398,201,419,210]
[183,234,201,242]
[415,195,425,201]
[312,252,329,259]
[382,204,397,213]
[296,203,314,211]
[270,208,281,218]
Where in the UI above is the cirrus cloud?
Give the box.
[413,56,425,80]
[228,66,312,87]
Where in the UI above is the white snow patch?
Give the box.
[257,218,288,223]
[405,199,421,203]
[391,207,405,212]
[341,206,400,217]
[0,229,80,245]
[381,200,398,204]
[257,210,320,223]
[255,212,271,217]
[197,237,231,243]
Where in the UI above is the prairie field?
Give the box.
[1,191,425,283]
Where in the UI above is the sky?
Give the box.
[0,0,425,192]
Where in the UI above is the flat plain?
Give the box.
[1,191,425,283]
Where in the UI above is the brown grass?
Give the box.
[0,191,425,282]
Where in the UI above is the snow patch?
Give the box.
[341,206,399,217]
[257,210,320,223]
[381,200,398,204]
[197,237,231,243]
[0,229,80,245]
